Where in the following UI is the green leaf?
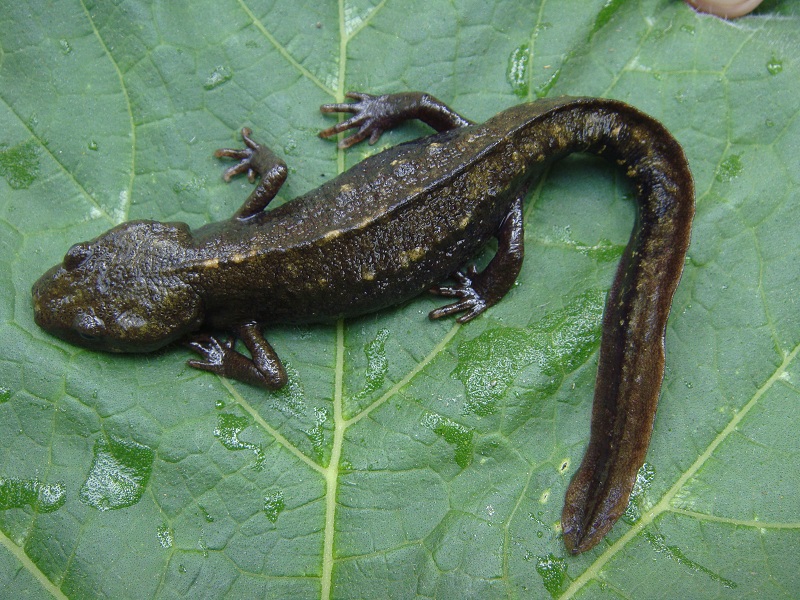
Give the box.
[1,0,799,597]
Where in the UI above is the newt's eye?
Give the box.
[73,310,106,343]
[64,242,92,271]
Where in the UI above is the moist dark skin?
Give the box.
[31,91,694,554]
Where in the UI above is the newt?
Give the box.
[31,91,694,553]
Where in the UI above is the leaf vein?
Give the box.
[79,0,135,224]
[346,323,461,427]
[0,530,68,599]
[670,508,800,529]
[220,379,325,474]
[236,0,336,97]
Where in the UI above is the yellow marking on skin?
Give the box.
[322,229,342,242]
[361,267,376,281]
[458,216,470,229]
[340,183,354,193]
[399,247,426,267]
[201,257,220,269]
[318,278,329,286]
[231,253,245,264]
[408,247,425,261]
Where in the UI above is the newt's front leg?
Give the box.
[215,128,288,220]
[186,323,288,389]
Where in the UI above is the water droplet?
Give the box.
[269,363,305,417]
[680,24,695,35]
[506,44,530,98]
[172,176,207,195]
[535,553,567,597]
[528,511,544,524]
[306,407,329,462]
[0,388,10,403]
[354,328,390,401]
[0,140,40,189]
[524,549,534,561]
[577,237,623,262]
[766,56,783,75]
[215,399,225,410]
[59,39,73,54]
[204,65,232,90]
[214,414,265,469]
[0,477,66,513]
[453,290,605,415]
[88,140,99,151]
[157,523,173,548]
[559,459,570,474]
[263,490,285,523]
[422,412,474,468]
[79,435,154,511]
[199,505,214,523]
[716,154,743,182]
[178,564,187,574]
[622,462,656,524]
[644,531,738,588]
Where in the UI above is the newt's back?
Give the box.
[190,105,550,325]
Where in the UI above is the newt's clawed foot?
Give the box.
[320,90,471,147]
[185,329,288,390]
[215,128,262,183]
[429,266,489,323]
[185,334,235,374]
[319,92,395,148]
[215,128,288,220]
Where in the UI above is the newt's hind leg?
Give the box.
[215,128,288,220]
[320,91,473,148]
[429,193,525,323]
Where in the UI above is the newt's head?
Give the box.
[32,220,204,353]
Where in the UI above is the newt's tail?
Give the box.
[523,98,694,554]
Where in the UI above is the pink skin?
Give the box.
[685,0,763,18]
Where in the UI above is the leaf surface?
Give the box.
[1,0,798,598]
